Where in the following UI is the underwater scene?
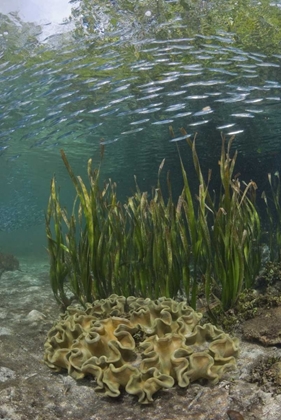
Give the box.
[1,1,281,419]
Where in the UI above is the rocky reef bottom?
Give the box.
[1,260,281,420]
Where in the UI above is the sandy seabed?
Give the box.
[1,260,281,420]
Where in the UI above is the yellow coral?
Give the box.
[43,295,239,404]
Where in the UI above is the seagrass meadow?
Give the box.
[45,130,281,313]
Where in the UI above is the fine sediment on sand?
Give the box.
[1,261,281,420]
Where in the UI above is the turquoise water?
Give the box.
[0,0,281,259]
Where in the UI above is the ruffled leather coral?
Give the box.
[44,295,239,403]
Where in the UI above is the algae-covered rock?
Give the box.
[0,252,19,277]
[243,306,281,346]
[44,295,239,404]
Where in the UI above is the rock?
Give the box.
[242,306,281,345]
[0,367,16,382]
[227,409,245,419]
[0,309,8,319]
[0,327,13,336]
[0,253,19,272]
[26,310,46,322]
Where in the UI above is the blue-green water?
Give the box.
[0,0,281,259]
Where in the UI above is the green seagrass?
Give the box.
[46,134,262,312]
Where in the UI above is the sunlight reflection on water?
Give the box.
[0,0,74,41]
